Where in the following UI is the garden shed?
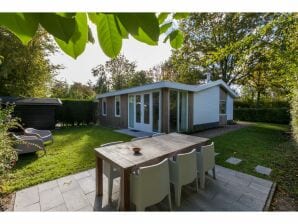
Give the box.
[0,96,62,130]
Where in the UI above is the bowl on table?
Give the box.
[132,147,141,154]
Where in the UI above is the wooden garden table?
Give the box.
[94,133,209,211]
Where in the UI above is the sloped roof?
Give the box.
[96,79,238,99]
[0,96,62,106]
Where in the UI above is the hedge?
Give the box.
[234,100,289,109]
[234,108,290,124]
[56,99,98,126]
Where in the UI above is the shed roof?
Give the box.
[96,79,238,99]
[0,96,62,106]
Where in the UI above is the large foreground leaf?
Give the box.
[55,13,88,59]
[39,13,76,43]
[116,13,159,45]
[0,13,39,45]
[169,30,184,49]
[89,13,122,58]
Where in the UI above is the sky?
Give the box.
[50,24,172,85]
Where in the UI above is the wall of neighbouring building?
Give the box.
[98,94,128,129]
[193,86,220,129]
[227,94,234,121]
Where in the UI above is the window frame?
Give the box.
[115,95,121,117]
[102,98,107,116]
[219,100,227,115]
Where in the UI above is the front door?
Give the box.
[134,93,152,132]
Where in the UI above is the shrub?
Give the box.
[56,99,98,126]
[234,108,290,124]
[290,88,298,143]
[234,100,290,108]
[0,104,19,180]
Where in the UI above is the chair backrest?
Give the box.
[131,136,151,141]
[152,133,166,137]
[131,158,170,207]
[176,149,197,185]
[25,128,36,133]
[100,141,123,147]
[200,142,215,171]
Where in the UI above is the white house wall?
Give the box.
[227,94,234,120]
[193,86,220,125]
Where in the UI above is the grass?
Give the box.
[212,122,298,205]
[2,125,132,193]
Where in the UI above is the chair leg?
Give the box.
[168,193,172,211]
[174,184,181,207]
[200,172,205,189]
[212,167,216,179]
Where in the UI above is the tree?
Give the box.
[51,79,69,98]
[0,13,187,59]
[68,82,96,100]
[92,65,110,94]
[127,70,153,87]
[0,28,60,97]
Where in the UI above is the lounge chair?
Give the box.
[24,128,53,143]
[12,133,45,154]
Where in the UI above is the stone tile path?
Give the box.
[13,165,273,211]
[114,129,153,137]
[226,157,242,165]
[255,165,272,176]
[191,122,250,138]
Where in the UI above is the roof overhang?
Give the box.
[96,80,238,99]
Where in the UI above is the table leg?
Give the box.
[119,168,131,211]
[96,156,103,196]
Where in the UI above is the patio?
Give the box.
[13,165,273,211]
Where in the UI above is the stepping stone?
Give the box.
[215,152,220,156]
[255,165,272,176]
[225,157,242,165]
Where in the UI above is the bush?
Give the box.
[290,88,298,143]
[234,100,290,108]
[56,99,98,126]
[234,108,290,124]
[0,105,19,178]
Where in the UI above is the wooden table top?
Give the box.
[94,133,210,170]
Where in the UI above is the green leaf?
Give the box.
[55,13,88,59]
[39,13,76,43]
[116,13,159,45]
[173,13,189,20]
[160,22,172,34]
[0,13,39,45]
[158,13,169,24]
[169,30,184,49]
[90,13,122,58]
[115,16,129,39]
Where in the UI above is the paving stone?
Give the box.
[73,170,90,180]
[14,186,39,210]
[225,156,242,165]
[38,180,58,193]
[78,176,96,194]
[238,194,264,211]
[57,175,79,193]
[78,205,94,211]
[62,188,90,211]
[39,187,64,211]
[88,168,96,178]
[46,203,68,211]
[214,152,220,156]
[255,165,272,176]
[250,176,272,188]
[14,202,40,211]
[249,182,271,195]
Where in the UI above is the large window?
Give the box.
[115,96,121,117]
[152,92,160,132]
[102,98,107,116]
[170,90,188,132]
[144,94,150,124]
[220,100,226,114]
[169,90,178,132]
[136,95,141,123]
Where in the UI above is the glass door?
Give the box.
[128,95,134,128]
[152,92,160,132]
[169,90,188,132]
[134,93,152,132]
[169,90,178,132]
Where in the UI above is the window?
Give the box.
[102,98,107,116]
[220,100,226,114]
[136,95,141,123]
[115,96,121,117]
[144,94,150,124]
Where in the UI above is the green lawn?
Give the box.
[2,126,132,193]
[212,122,298,204]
